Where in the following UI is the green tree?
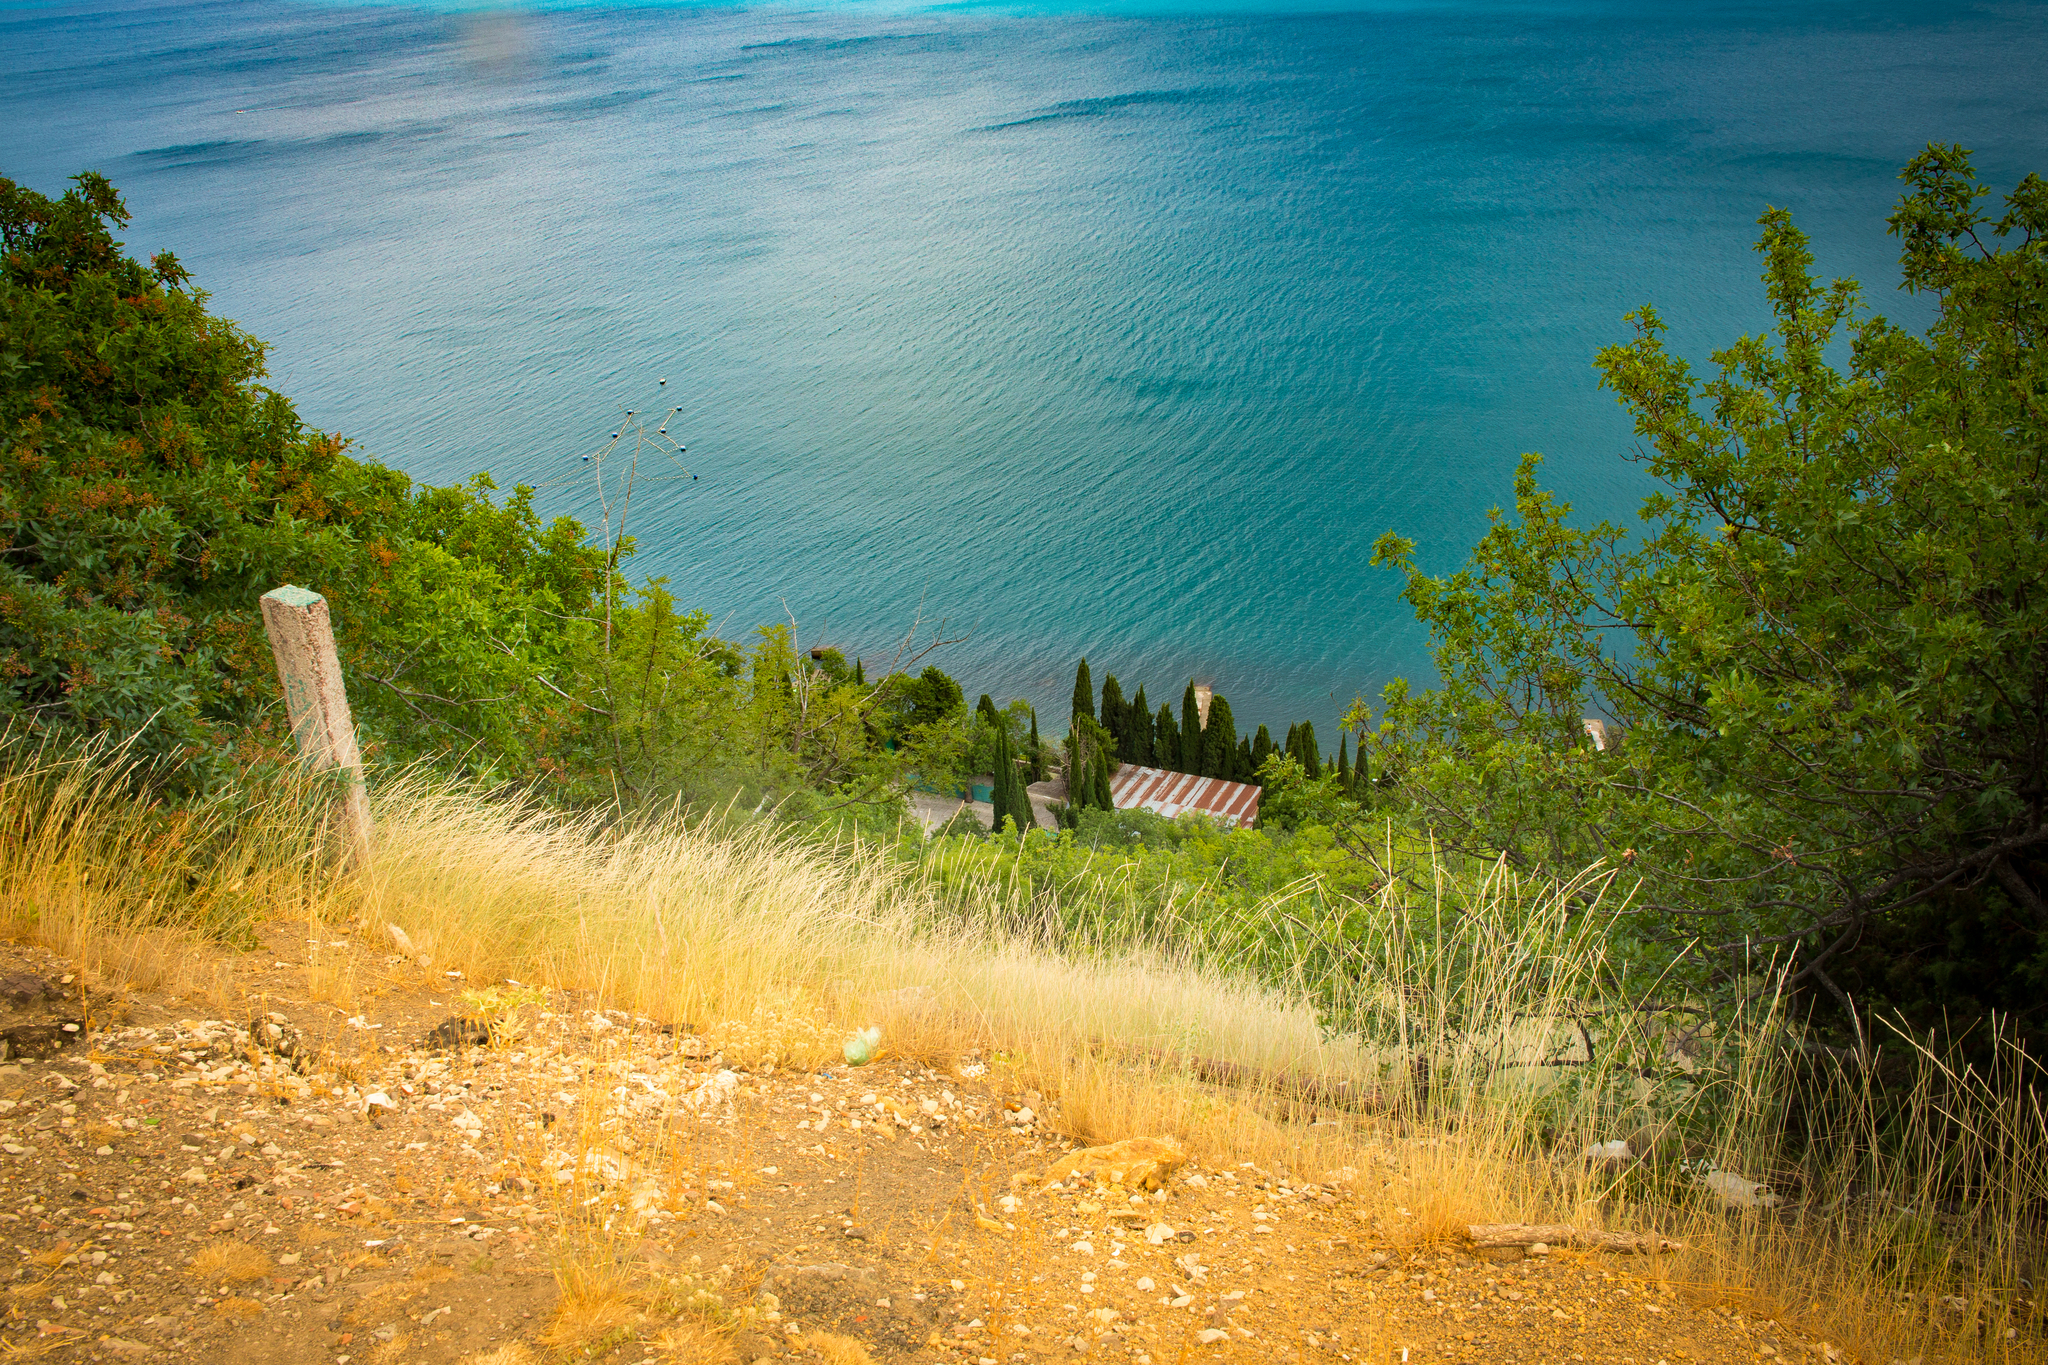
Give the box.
[1180,682,1202,775]
[1155,703,1179,771]
[1291,721,1320,773]
[1335,736,1351,791]
[1129,685,1152,766]
[874,665,964,736]
[989,726,1025,834]
[1234,736,1253,782]
[1202,694,1237,778]
[1100,674,1128,759]
[1251,724,1275,781]
[1071,658,1094,726]
[1027,707,1045,782]
[1366,147,2048,1044]
[0,172,611,782]
[977,693,1001,729]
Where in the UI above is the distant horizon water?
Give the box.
[6,0,2044,736]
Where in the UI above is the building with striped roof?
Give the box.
[1107,763,1261,830]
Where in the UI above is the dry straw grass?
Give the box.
[2,744,2042,1364]
[188,1240,272,1285]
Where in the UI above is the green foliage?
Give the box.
[1180,680,1201,774]
[1364,147,2048,1044]
[1128,685,1152,766]
[987,725,1021,834]
[0,172,609,784]
[1251,723,1274,780]
[1070,657,1093,726]
[1154,701,1178,770]
[873,665,964,736]
[1099,674,1127,760]
[1202,693,1237,778]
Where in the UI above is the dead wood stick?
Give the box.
[1466,1223,1686,1254]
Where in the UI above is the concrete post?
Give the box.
[260,585,371,863]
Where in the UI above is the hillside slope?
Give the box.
[0,932,1829,1365]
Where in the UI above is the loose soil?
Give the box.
[0,929,1840,1364]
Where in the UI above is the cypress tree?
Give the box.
[854,657,865,685]
[1234,736,1253,782]
[1101,675,1128,760]
[1156,703,1179,771]
[1284,723,1300,765]
[988,728,1013,833]
[1251,724,1274,776]
[1181,682,1202,775]
[1130,686,1151,766]
[1203,694,1237,778]
[1072,658,1094,726]
[1028,709,1045,782]
[1299,720,1320,773]
[1094,749,1115,811]
[1336,736,1351,790]
[1010,734,1035,832]
[977,693,1001,729]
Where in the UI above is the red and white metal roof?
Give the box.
[1108,764,1262,829]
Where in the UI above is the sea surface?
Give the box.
[5,0,2045,735]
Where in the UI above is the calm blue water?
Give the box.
[6,0,2045,735]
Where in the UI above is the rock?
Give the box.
[0,974,52,1007]
[1583,1139,1634,1167]
[0,1022,84,1061]
[423,1017,491,1051]
[1702,1169,1782,1209]
[1135,1278,1155,1293]
[385,923,427,964]
[1044,1137,1188,1192]
[362,1092,397,1118]
[1197,1328,1228,1344]
[1144,1223,1175,1245]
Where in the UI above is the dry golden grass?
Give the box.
[211,1296,265,1321]
[188,1240,271,1284]
[458,1345,535,1365]
[796,1331,876,1365]
[650,1320,737,1363]
[4,748,2043,1365]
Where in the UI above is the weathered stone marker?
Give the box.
[260,584,372,863]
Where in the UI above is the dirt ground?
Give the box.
[0,928,1845,1365]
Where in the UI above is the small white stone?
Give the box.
[1144,1223,1174,1245]
[1135,1277,1155,1292]
[1197,1328,1228,1344]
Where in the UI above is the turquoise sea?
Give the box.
[6,0,2045,734]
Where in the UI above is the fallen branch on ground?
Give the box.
[1467,1224,1685,1254]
